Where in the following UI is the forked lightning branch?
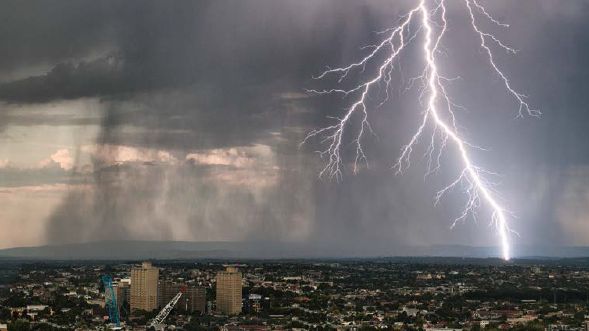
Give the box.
[303,0,538,260]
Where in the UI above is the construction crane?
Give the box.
[100,275,121,329]
[149,290,183,330]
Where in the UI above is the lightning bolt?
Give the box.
[303,0,538,261]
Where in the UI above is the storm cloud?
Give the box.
[0,0,588,255]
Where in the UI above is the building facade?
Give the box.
[159,281,206,314]
[115,279,131,309]
[216,266,242,315]
[130,262,159,312]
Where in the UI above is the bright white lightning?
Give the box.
[303,0,537,260]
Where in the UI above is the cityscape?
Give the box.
[1,1,589,331]
[3,259,589,330]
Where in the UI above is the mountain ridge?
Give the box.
[1,240,588,260]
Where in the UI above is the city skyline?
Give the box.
[3,258,589,330]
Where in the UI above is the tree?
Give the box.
[31,323,59,331]
[8,320,31,331]
[185,318,209,331]
[0,306,11,320]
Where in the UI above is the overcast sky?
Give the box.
[0,0,588,256]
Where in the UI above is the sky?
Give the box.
[0,0,588,255]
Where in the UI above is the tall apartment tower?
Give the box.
[216,266,242,315]
[115,278,131,309]
[130,262,159,312]
[159,281,206,314]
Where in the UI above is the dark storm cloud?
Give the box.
[90,87,292,151]
[0,1,116,76]
[0,57,128,103]
[0,0,398,149]
[0,0,398,103]
[1,0,588,253]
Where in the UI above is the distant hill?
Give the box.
[0,240,588,260]
[0,241,264,260]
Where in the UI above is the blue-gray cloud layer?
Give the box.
[0,0,588,254]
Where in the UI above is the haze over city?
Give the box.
[1,0,589,258]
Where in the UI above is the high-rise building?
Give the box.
[216,266,242,315]
[159,281,206,314]
[184,285,207,314]
[115,279,131,309]
[130,262,159,312]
